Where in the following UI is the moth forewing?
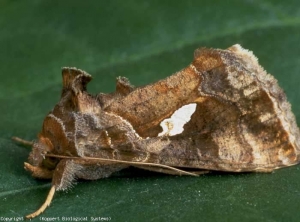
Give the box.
[14,44,300,218]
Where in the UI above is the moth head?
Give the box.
[29,136,58,170]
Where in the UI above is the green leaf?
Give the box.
[1,1,300,221]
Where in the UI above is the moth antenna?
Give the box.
[12,136,34,147]
[26,185,56,219]
[45,154,198,177]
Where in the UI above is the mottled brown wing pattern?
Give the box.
[16,44,300,218]
[102,45,300,172]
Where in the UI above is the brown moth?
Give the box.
[14,44,300,219]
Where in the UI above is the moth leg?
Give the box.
[52,159,81,190]
[12,136,33,147]
[26,185,56,219]
[25,159,77,219]
[135,166,209,176]
[26,159,127,218]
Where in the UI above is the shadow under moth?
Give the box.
[13,44,300,219]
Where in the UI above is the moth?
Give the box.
[14,44,300,219]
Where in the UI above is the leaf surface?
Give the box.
[1,1,300,221]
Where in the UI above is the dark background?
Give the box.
[1,1,300,221]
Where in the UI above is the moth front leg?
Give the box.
[26,185,56,219]
[25,159,77,219]
[26,159,126,219]
[52,159,81,190]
